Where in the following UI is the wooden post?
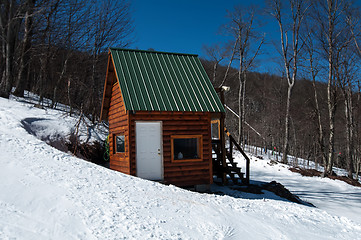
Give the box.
[227,132,250,185]
[246,152,250,185]
[219,89,227,185]
[229,135,233,159]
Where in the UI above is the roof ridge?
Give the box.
[109,47,198,57]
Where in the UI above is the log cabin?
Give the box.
[100,48,225,188]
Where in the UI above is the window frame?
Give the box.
[113,133,126,154]
[170,135,203,162]
[211,119,220,140]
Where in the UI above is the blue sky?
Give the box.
[131,0,280,73]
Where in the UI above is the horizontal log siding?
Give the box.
[108,82,130,174]
[129,111,212,186]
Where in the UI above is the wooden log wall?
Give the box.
[108,81,130,174]
[129,111,212,186]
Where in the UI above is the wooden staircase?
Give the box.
[212,128,250,185]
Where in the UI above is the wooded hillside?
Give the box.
[202,59,361,177]
[200,0,361,180]
[0,0,133,121]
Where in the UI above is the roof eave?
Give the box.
[99,51,114,121]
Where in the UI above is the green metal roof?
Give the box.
[110,48,225,112]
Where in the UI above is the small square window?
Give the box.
[171,135,202,162]
[115,135,125,153]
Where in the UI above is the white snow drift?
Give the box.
[0,96,361,239]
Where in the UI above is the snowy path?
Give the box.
[236,152,361,224]
[1,97,361,239]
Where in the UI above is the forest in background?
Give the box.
[0,0,133,120]
[202,59,360,177]
[1,0,360,180]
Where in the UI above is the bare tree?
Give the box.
[226,5,264,145]
[304,24,327,172]
[313,0,355,176]
[13,0,36,97]
[269,0,310,164]
[355,79,361,178]
[336,8,361,178]
[350,12,361,179]
[339,51,357,178]
[0,0,26,98]
[50,0,89,109]
[202,43,226,83]
[31,0,61,105]
[218,39,239,88]
[85,0,133,122]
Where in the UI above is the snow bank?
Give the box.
[235,151,361,224]
[1,97,361,239]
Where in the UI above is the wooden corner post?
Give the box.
[219,89,227,185]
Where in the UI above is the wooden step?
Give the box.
[228,172,235,179]
[237,172,245,178]
[211,134,247,185]
[227,173,240,185]
[226,161,237,167]
[227,166,242,172]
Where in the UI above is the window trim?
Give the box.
[211,119,220,140]
[113,133,126,154]
[170,135,203,162]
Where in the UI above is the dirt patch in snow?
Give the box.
[262,181,305,205]
[289,167,323,177]
[327,175,361,187]
[21,117,108,167]
[215,181,313,206]
[289,167,361,187]
[66,135,108,167]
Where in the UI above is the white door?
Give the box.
[136,121,163,180]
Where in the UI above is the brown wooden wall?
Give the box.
[108,81,130,174]
[129,111,212,186]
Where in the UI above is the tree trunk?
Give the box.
[38,48,51,106]
[0,37,4,88]
[325,0,336,177]
[344,87,354,178]
[67,77,72,116]
[51,57,69,108]
[0,0,22,98]
[238,79,244,145]
[14,0,35,97]
[326,83,336,176]
[212,62,217,83]
[219,38,238,88]
[241,71,247,146]
[282,83,293,164]
[237,42,244,145]
[310,57,327,170]
[88,51,100,123]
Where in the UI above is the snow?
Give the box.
[1,96,361,239]
[11,91,107,145]
[236,151,361,223]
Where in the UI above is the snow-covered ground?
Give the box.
[236,151,361,224]
[1,96,361,239]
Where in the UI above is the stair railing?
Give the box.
[225,128,250,185]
